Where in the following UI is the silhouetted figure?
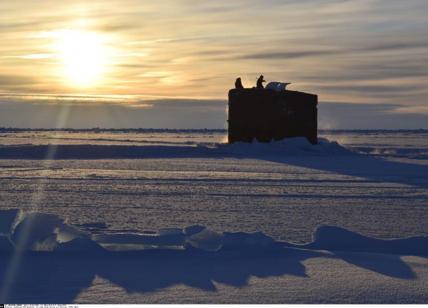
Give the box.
[256,75,266,89]
[235,77,244,89]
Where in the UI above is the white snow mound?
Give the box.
[212,137,352,156]
[1,210,427,255]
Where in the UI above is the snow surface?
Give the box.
[0,130,427,303]
[1,209,428,303]
[0,137,349,159]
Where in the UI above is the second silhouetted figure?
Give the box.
[256,75,266,89]
[235,77,244,89]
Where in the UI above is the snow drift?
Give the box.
[2,209,428,304]
[213,137,351,156]
[1,209,427,255]
[0,209,281,253]
[0,137,352,159]
[285,225,428,256]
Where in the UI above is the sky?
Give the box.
[1,0,428,129]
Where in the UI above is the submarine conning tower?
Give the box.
[228,88,318,144]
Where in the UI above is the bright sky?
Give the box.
[1,0,428,128]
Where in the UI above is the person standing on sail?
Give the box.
[256,75,265,89]
[235,77,244,89]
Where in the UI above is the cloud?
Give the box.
[0,93,427,129]
[319,102,428,129]
[362,41,428,53]
[2,53,53,59]
[0,0,428,128]
[0,75,36,86]
[388,105,428,115]
[317,84,425,95]
[301,63,428,82]
[0,93,135,106]
[215,38,428,62]
[0,96,227,129]
[237,50,336,60]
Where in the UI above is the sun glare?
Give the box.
[55,29,111,88]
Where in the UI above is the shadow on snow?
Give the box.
[1,224,428,303]
[0,247,318,303]
[0,141,426,188]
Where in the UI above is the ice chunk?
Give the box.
[76,222,108,230]
[94,233,159,244]
[93,232,185,247]
[222,231,275,250]
[185,229,223,252]
[32,234,59,251]
[183,225,206,236]
[11,213,64,251]
[56,237,105,253]
[0,209,19,234]
[55,224,89,243]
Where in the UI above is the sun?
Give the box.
[55,30,111,88]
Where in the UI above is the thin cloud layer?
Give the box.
[1,95,427,129]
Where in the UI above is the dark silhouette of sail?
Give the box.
[228,88,318,144]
